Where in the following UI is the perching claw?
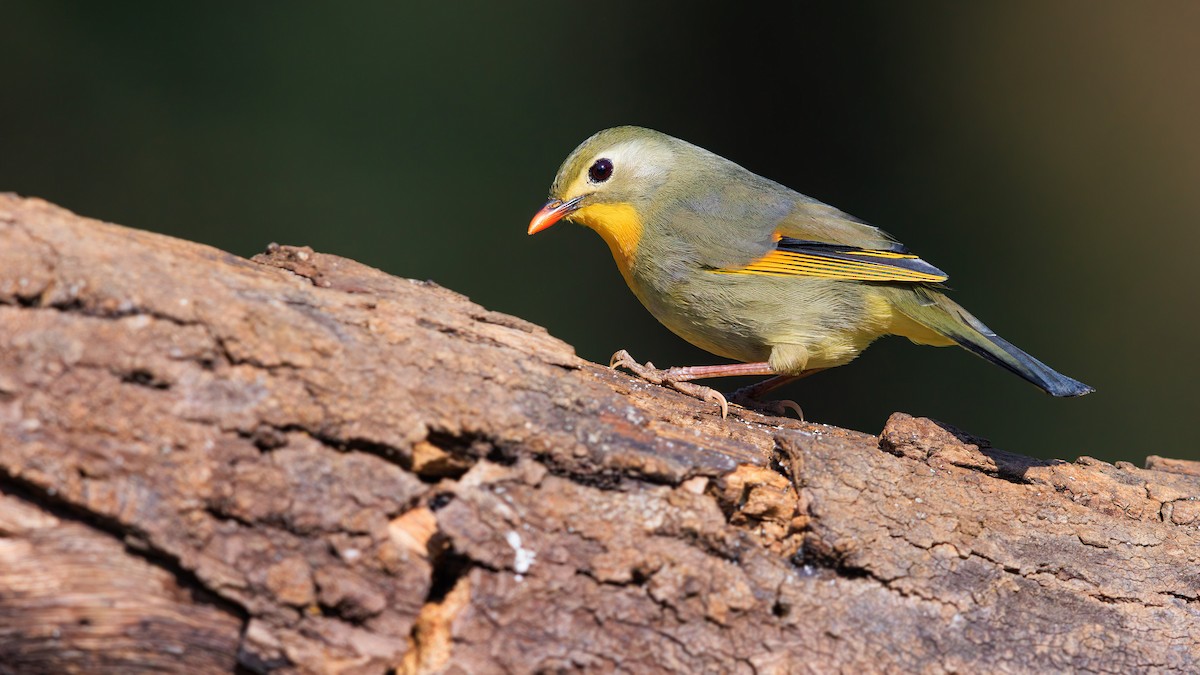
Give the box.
[729,395,804,420]
[609,350,730,418]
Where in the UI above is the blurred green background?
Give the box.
[3,3,1196,463]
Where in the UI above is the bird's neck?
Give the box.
[571,202,643,287]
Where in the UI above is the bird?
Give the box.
[528,126,1093,417]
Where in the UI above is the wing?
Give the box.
[663,164,943,281]
[771,195,907,251]
[711,236,948,283]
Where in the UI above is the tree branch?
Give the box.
[0,194,1196,673]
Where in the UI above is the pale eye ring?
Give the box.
[588,158,613,183]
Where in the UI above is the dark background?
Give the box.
[4,3,1197,462]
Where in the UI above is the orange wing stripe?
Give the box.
[712,249,948,283]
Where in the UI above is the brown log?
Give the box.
[0,193,1196,673]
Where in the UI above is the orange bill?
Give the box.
[528,196,583,235]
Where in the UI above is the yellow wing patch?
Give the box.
[712,248,948,283]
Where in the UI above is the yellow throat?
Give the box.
[570,202,643,286]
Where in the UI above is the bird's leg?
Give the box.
[726,370,825,420]
[609,350,779,418]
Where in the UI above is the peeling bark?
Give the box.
[0,194,1196,673]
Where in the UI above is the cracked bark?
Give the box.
[0,193,1197,674]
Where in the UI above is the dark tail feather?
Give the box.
[892,288,1095,397]
[953,330,1095,397]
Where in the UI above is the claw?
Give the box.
[609,350,665,384]
[727,390,804,420]
[776,400,804,420]
[608,350,729,418]
[609,349,632,369]
[674,381,728,419]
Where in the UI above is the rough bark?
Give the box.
[0,193,1196,673]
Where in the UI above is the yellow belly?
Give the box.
[623,270,955,374]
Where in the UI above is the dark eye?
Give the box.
[588,158,613,183]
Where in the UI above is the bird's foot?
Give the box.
[727,385,804,420]
[609,350,729,418]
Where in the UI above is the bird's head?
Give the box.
[528,127,678,269]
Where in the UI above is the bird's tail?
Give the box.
[884,287,1095,397]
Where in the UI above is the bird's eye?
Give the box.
[588,158,613,183]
